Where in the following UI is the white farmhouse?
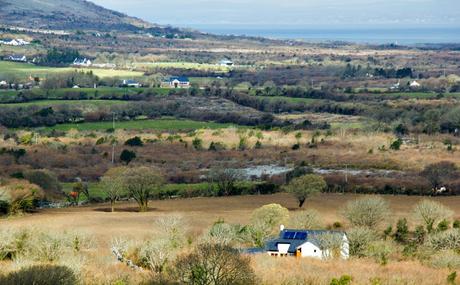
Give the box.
[73,58,92,67]
[410,80,421,88]
[265,227,349,260]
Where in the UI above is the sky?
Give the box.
[92,0,460,29]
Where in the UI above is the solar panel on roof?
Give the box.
[294,232,307,240]
[283,231,296,239]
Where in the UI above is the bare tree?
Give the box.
[209,168,242,196]
[122,167,165,212]
[100,167,126,212]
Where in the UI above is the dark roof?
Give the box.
[123,79,139,84]
[265,229,346,254]
[169,76,189,82]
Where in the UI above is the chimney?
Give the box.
[280,224,285,232]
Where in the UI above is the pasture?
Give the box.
[0,61,144,79]
[41,118,234,131]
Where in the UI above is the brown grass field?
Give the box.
[1,193,459,284]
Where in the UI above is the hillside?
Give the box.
[0,0,154,31]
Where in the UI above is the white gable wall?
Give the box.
[300,242,323,259]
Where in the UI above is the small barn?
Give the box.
[265,227,349,260]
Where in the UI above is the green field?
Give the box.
[42,118,234,131]
[62,182,213,201]
[0,61,143,79]
[0,99,129,107]
[0,87,171,103]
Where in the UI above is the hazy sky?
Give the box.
[92,0,460,28]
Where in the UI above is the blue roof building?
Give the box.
[265,227,349,260]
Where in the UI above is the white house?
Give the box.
[121,79,141,88]
[265,227,349,260]
[7,55,27,62]
[219,59,234,67]
[73,58,92,67]
[0,39,30,46]
[162,76,190,89]
[410,80,421,88]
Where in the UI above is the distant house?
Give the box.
[390,81,400,90]
[0,39,30,46]
[121,79,141,88]
[162,76,190,89]
[219,59,234,67]
[410,80,421,88]
[265,227,349,260]
[7,55,27,62]
[73,58,92,67]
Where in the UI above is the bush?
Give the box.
[341,197,390,228]
[393,218,409,243]
[124,136,143,147]
[0,228,29,261]
[23,169,62,198]
[174,244,256,285]
[347,227,378,257]
[250,204,289,247]
[426,229,460,251]
[0,265,78,285]
[413,200,453,233]
[430,250,460,269]
[0,179,44,215]
[289,209,323,229]
[366,240,394,265]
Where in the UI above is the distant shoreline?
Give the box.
[194,26,460,45]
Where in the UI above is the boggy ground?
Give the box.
[1,193,459,284]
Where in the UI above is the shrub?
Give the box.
[393,218,409,243]
[174,244,256,285]
[23,169,62,198]
[316,232,345,259]
[250,204,289,247]
[124,136,143,147]
[413,200,453,233]
[0,179,44,215]
[389,138,403,150]
[341,197,390,228]
[430,251,460,269]
[208,141,226,151]
[192,137,203,150]
[426,229,460,251]
[454,220,460,229]
[330,275,352,285]
[0,228,29,261]
[139,239,174,276]
[438,219,450,232]
[366,240,394,265]
[203,222,249,246]
[0,265,77,285]
[120,149,136,165]
[289,209,323,229]
[347,227,378,257]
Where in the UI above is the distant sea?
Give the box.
[195,26,460,45]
